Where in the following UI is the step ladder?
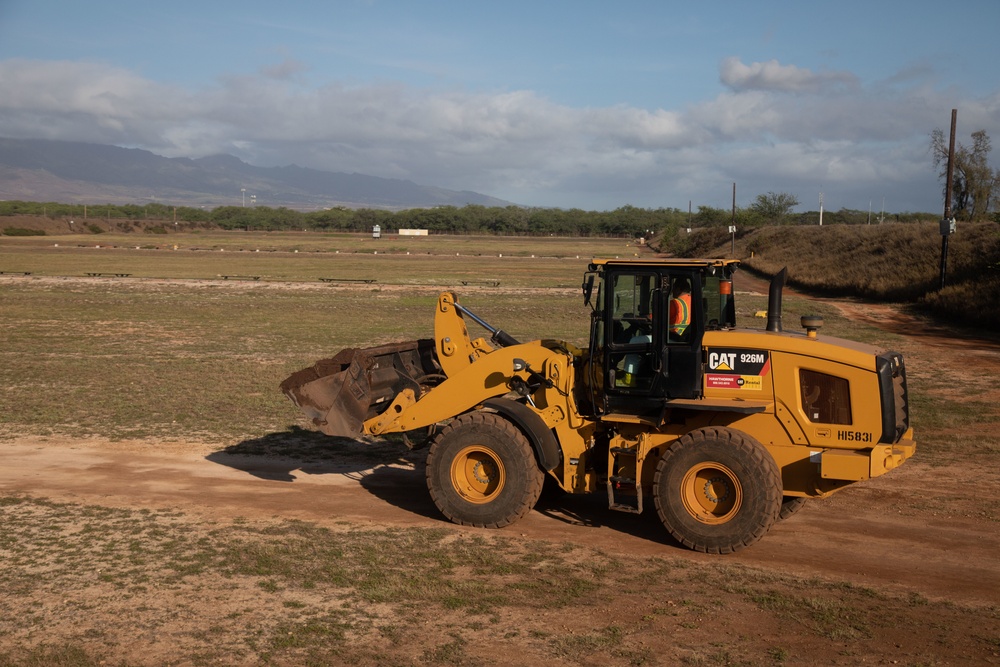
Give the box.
[607,445,643,514]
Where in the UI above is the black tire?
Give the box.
[778,496,807,521]
[426,411,544,529]
[653,427,782,554]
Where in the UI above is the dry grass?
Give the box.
[0,231,649,290]
[667,222,1000,328]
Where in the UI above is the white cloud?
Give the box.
[0,57,993,213]
[720,57,858,93]
[259,59,308,81]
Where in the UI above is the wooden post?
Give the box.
[940,109,957,290]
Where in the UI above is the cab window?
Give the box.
[800,369,852,424]
[608,273,657,390]
[667,275,693,343]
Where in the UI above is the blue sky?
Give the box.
[1,0,998,212]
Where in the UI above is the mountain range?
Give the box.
[0,137,512,210]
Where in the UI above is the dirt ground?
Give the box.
[2,276,999,665]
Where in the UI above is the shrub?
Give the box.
[922,270,1000,329]
[2,227,46,236]
[86,223,105,234]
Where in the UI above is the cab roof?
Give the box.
[589,258,740,270]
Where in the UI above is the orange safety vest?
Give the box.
[670,293,691,335]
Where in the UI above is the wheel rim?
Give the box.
[680,462,743,524]
[450,445,506,504]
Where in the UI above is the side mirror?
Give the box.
[582,273,596,307]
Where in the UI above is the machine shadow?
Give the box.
[206,426,442,520]
[207,426,415,480]
[533,486,677,548]
[207,427,677,545]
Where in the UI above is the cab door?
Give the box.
[603,271,659,393]
[600,269,705,415]
[658,272,702,399]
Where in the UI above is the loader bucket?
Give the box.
[280,339,442,438]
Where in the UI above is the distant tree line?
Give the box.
[0,198,943,238]
[0,200,690,237]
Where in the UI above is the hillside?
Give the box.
[0,137,512,211]
[662,222,1000,330]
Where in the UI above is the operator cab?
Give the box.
[582,259,738,416]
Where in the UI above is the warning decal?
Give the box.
[705,348,770,391]
[706,374,764,390]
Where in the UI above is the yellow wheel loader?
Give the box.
[281,259,915,553]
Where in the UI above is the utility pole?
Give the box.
[731,182,736,228]
[730,183,737,257]
[819,192,824,226]
[940,109,958,290]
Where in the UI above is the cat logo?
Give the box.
[708,352,737,371]
[707,349,770,376]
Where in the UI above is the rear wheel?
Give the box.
[426,411,544,529]
[653,427,782,554]
[779,496,807,521]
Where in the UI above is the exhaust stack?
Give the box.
[766,268,787,333]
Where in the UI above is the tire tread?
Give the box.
[652,426,782,554]
[426,411,544,529]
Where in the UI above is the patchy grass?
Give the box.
[0,280,590,442]
[0,231,647,287]
[1,494,997,666]
[0,278,888,444]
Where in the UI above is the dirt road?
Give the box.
[2,433,997,612]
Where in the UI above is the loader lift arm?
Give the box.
[281,291,579,443]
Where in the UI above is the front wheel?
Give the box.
[426,411,544,529]
[653,427,782,554]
